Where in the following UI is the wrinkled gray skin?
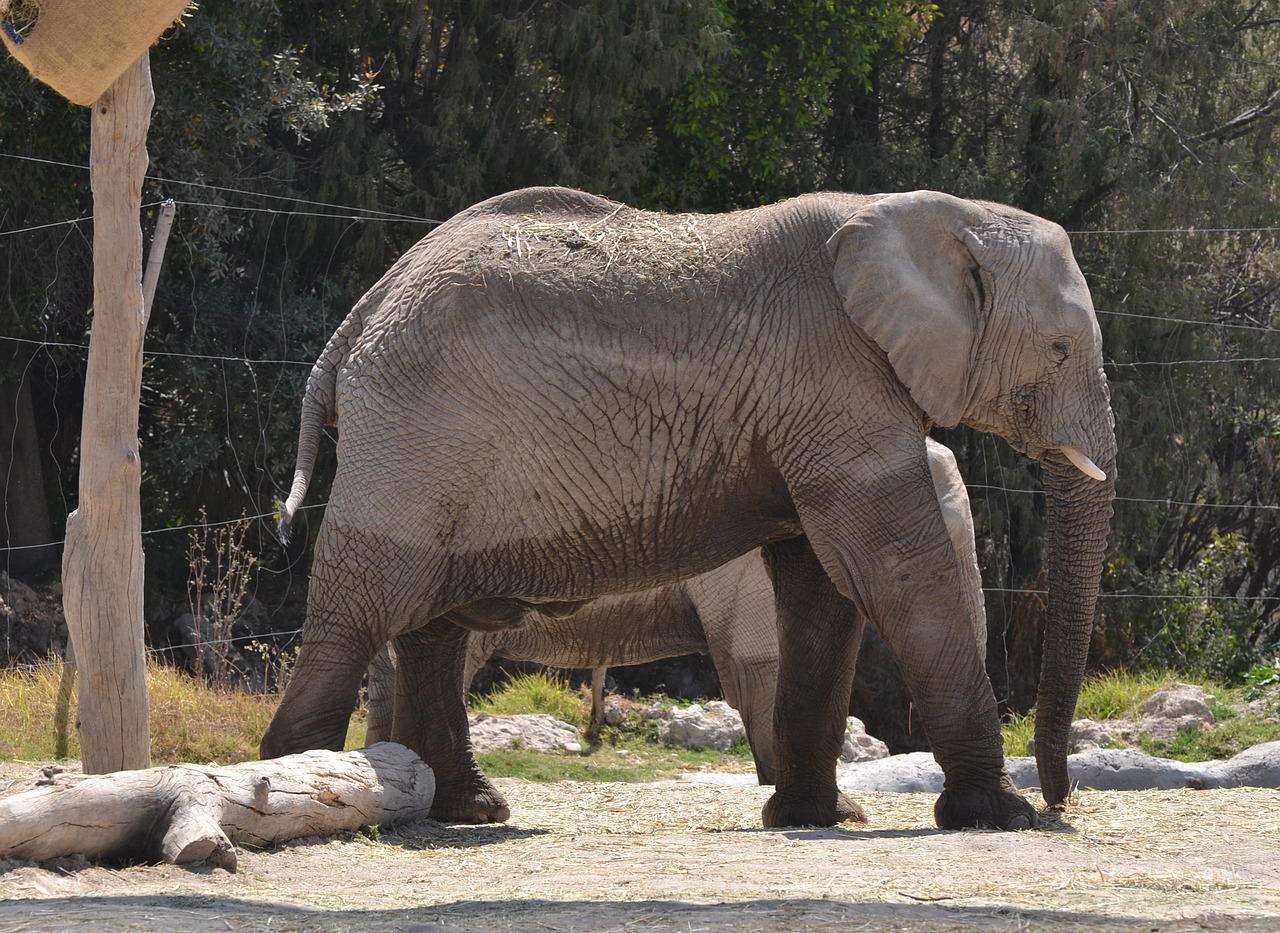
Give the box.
[365,439,984,787]
[262,187,1116,831]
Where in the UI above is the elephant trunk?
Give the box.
[1034,440,1116,806]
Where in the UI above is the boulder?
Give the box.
[840,717,890,763]
[468,713,583,754]
[657,701,745,751]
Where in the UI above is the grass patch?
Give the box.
[0,662,69,760]
[479,735,754,783]
[1002,669,1280,760]
[1138,712,1280,762]
[1002,710,1035,757]
[470,670,591,729]
[0,658,371,765]
[468,669,755,781]
[1073,669,1184,721]
[7,658,1275,778]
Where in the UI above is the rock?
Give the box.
[837,752,944,793]
[840,717,890,763]
[0,574,67,664]
[830,743,1280,794]
[1214,741,1280,788]
[1068,718,1112,752]
[1143,682,1215,719]
[1134,684,1214,742]
[602,699,627,725]
[1021,749,1218,791]
[657,701,745,751]
[468,713,582,754]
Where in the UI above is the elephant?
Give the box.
[261,186,1116,832]
[363,438,984,786]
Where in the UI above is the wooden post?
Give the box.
[60,52,155,774]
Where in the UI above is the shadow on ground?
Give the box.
[2,894,1270,933]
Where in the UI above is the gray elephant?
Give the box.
[364,438,984,785]
[262,187,1115,832]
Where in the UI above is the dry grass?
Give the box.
[495,206,727,280]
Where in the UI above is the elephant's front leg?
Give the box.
[799,453,1038,831]
[761,535,867,827]
[391,620,511,823]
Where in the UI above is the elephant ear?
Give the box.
[826,191,990,429]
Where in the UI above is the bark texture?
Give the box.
[61,52,154,774]
[0,744,435,871]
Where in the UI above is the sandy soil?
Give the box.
[3,759,1280,933]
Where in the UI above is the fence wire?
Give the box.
[1,158,1277,622]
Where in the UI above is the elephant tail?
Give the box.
[278,318,353,545]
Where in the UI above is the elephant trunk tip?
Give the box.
[276,498,297,546]
[276,471,313,547]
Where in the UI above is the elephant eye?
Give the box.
[1049,338,1072,364]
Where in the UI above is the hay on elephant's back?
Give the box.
[498,206,722,279]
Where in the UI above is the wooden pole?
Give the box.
[54,201,173,761]
[60,52,155,774]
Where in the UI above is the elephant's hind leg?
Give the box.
[392,620,511,823]
[260,588,382,758]
[760,536,867,828]
[364,644,396,746]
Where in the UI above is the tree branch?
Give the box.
[1196,88,1280,145]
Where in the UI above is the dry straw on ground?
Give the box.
[2,762,1279,932]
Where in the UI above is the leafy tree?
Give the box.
[641,0,928,209]
[3,0,1278,690]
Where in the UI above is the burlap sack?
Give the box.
[1,0,191,105]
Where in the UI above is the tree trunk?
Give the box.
[0,348,56,577]
[61,52,154,774]
[0,744,435,871]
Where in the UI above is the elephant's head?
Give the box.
[827,191,1116,806]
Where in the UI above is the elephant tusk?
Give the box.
[1060,446,1107,482]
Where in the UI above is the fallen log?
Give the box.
[0,742,435,871]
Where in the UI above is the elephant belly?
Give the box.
[478,586,710,669]
[332,294,802,615]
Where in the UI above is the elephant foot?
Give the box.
[762,788,868,828]
[934,776,1039,831]
[429,772,512,824]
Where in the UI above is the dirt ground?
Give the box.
[3,761,1280,933]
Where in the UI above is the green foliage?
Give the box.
[1002,670,1280,760]
[1137,714,1280,764]
[642,0,929,208]
[477,739,753,784]
[1245,656,1280,701]
[1108,533,1264,680]
[471,670,591,730]
[3,0,1280,687]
